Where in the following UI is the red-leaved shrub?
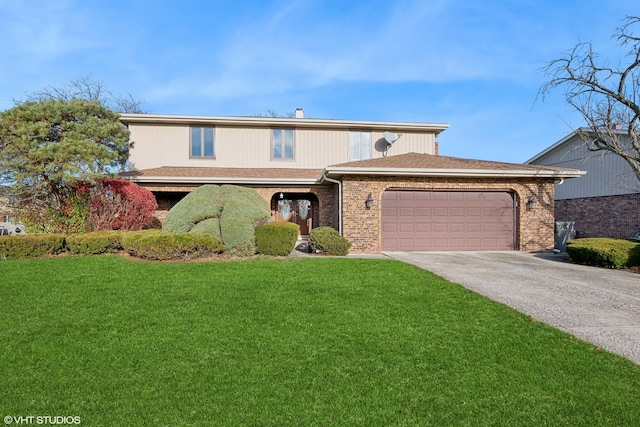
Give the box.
[86,178,157,231]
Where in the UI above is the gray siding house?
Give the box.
[527,128,640,238]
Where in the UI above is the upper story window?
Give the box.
[272,129,295,160]
[190,127,215,158]
[349,131,371,160]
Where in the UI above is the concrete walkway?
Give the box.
[384,251,640,365]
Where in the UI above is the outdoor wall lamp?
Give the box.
[526,195,538,211]
[365,193,374,210]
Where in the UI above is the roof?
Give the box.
[526,127,629,164]
[119,113,449,134]
[121,167,323,185]
[325,152,585,179]
[122,153,584,185]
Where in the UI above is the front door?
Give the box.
[277,199,312,235]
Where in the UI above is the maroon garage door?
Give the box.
[381,190,515,251]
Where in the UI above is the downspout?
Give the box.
[321,172,343,235]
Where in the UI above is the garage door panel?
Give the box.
[433,207,449,217]
[398,223,414,233]
[382,190,515,251]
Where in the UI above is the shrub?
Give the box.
[162,185,225,233]
[0,234,66,259]
[87,178,158,231]
[255,222,300,256]
[15,179,157,234]
[163,184,270,256]
[65,231,124,255]
[566,238,640,269]
[309,227,351,256]
[121,230,223,261]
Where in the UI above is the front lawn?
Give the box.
[1,256,639,426]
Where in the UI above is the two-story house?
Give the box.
[121,110,583,253]
[527,128,640,238]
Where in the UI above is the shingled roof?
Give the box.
[121,153,584,185]
[121,166,323,184]
[325,152,584,178]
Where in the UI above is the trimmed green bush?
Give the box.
[310,227,352,256]
[122,230,223,261]
[162,185,225,233]
[566,238,640,269]
[65,231,124,255]
[255,222,300,256]
[0,234,66,259]
[163,185,270,256]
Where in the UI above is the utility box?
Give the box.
[555,221,575,253]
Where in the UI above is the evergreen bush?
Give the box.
[65,231,124,255]
[309,227,351,256]
[0,234,66,259]
[121,230,223,261]
[566,238,640,269]
[163,184,270,256]
[255,222,300,256]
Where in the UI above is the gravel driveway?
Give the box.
[384,251,640,365]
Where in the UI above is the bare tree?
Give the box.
[540,16,640,181]
[24,76,146,113]
[254,109,296,118]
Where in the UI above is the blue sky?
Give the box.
[0,0,637,162]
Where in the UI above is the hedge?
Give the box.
[566,238,640,269]
[0,234,66,259]
[65,231,124,255]
[121,230,223,261]
[255,222,300,256]
[309,227,351,256]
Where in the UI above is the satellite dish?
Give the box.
[383,131,399,145]
[382,131,403,156]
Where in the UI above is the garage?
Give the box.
[381,190,515,251]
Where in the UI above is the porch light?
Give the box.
[526,195,538,211]
[365,193,374,210]
[279,192,284,199]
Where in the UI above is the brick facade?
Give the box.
[253,187,336,230]
[143,178,556,254]
[555,193,640,238]
[146,184,337,231]
[340,176,555,253]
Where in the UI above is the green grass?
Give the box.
[1,256,639,426]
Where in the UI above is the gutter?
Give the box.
[119,113,449,134]
[324,167,586,179]
[121,176,320,185]
[320,172,343,236]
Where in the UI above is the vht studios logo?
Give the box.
[4,416,81,425]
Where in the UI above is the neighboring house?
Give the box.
[0,187,23,235]
[120,110,583,253]
[527,128,640,239]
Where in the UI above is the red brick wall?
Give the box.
[555,193,640,238]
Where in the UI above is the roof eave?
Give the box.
[119,113,449,134]
[526,127,629,164]
[324,167,586,179]
[122,176,322,185]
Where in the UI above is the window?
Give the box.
[272,129,295,159]
[349,131,371,160]
[190,127,215,158]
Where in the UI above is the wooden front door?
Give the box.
[277,199,312,235]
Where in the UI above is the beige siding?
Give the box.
[128,124,437,171]
[533,135,640,199]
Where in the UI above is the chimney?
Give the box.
[295,108,304,119]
